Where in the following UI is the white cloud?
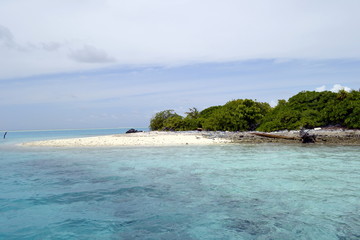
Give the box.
[315,84,352,92]
[0,0,360,79]
[315,85,326,92]
[269,100,278,107]
[330,84,352,92]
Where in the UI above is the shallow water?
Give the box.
[0,129,359,239]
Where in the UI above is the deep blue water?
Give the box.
[0,129,359,240]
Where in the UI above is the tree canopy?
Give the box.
[258,90,360,131]
[149,90,360,132]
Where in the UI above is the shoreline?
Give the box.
[203,129,360,145]
[21,129,360,147]
[22,131,231,147]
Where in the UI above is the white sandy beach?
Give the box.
[22,131,231,147]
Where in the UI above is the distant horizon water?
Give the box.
[0,128,149,147]
[1,127,149,133]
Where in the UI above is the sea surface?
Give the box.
[0,128,359,240]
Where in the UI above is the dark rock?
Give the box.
[300,128,316,143]
[125,128,143,134]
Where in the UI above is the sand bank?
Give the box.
[22,129,360,147]
[22,131,231,147]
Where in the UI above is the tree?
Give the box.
[149,110,180,130]
[202,99,271,131]
[199,106,222,118]
[163,115,184,130]
[258,90,360,131]
[185,107,200,119]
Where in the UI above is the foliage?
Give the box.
[185,107,200,119]
[324,90,360,129]
[163,115,184,130]
[202,99,271,131]
[258,90,360,131]
[199,106,222,118]
[149,110,180,130]
[149,90,360,132]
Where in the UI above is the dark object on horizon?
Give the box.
[125,129,143,134]
[300,128,316,143]
[3,132,7,139]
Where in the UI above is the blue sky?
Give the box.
[0,0,359,130]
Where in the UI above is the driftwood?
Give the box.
[251,132,299,140]
[252,129,317,143]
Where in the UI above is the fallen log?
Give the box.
[251,132,299,140]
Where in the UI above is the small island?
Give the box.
[145,89,360,145]
[22,90,360,147]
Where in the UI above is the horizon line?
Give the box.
[0,127,149,133]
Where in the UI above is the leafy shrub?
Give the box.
[201,99,271,131]
[149,110,180,130]
[258,90,360,131]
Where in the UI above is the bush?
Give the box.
[258,90,360,131]
[149,110,180,130]
[202,99,271,131]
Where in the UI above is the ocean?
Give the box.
[0,128,359,240]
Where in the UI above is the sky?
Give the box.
[0,0,359,131]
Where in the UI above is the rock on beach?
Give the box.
[202,129,360,145]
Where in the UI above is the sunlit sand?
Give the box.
[22,131,231,147]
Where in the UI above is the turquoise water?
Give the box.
[0,129,359,239]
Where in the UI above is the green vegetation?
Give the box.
[149,110,180,131]
[200,99,271,131]
[258,90,360,131]
[149,99,271,131]
[149,90,360,132]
